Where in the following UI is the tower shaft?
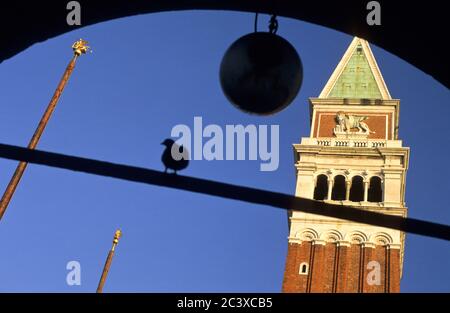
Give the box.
[282,37,408,293]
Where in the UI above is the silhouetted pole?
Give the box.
[97,229,122,293]
[0,39,90,221]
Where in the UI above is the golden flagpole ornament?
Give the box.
[72,39,91,56]
[97,229,122,293]
[0,39,90,221]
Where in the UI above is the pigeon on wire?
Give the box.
[161,139,189,174]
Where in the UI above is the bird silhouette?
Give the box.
[161,139,189,174]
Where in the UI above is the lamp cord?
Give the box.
[254,13,278,34]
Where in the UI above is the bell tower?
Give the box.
[282,37,409,293]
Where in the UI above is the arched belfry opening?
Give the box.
[349,176,364,202]
[331,175,346,200]
[313,174,328,200]
[368,176,383,202]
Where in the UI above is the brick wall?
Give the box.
[282,242,400,293]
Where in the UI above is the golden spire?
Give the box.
[72,39,91,56]
[112,229,122,251]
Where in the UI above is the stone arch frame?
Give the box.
[313,171,331,181]
[369,174,384,183]
[295,228,319,242]
[370,232,393,246]
[299,262,309,275]
[328,170,350,182]
[320,229,344,243]
[327,171,384,182]
[345,231,368,244]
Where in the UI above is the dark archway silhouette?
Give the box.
[331,175,346,201]
[368,176,382,202]
[313,174,328,200]
[349,176,364,202]
[0,2,448,88]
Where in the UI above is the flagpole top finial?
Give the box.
[72,39,90,56]
[113,229,122,246]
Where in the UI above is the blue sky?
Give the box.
[0,11,448,292]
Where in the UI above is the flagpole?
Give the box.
[97,229,122,293]
[0,39,90,221]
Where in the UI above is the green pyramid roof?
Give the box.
[319,37,391,100]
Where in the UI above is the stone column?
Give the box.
[327,179,333,200]
[364,180,369,202]
[345,180,351,201]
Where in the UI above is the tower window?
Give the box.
[314,174,328,200]
[331,175,346,200]
[349,176,364,202]
[356,45,363,54]
[299,262,309,275]
[368,176,382,202]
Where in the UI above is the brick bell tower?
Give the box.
[282,37,409,293]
